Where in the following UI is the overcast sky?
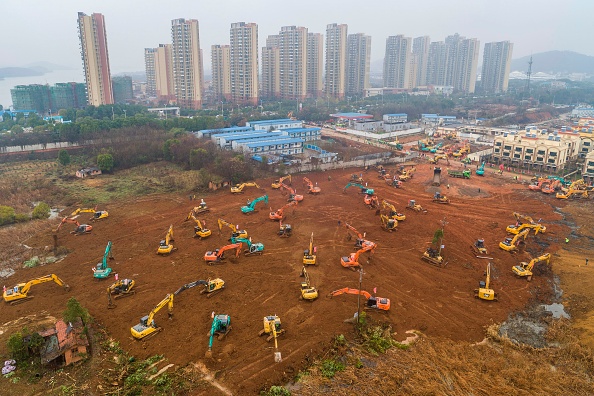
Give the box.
[3,0,592,73]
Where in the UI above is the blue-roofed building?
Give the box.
[227,133,284,149]
[211,130,274,146]
[193,126,253,138]
[238,137,304,156]
[279,127,321,141]
[246,119,303,131]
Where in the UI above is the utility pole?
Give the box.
[356,268,363,327]
[438,217,448,256]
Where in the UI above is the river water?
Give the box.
[0,69,84,109]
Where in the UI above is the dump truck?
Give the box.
[447,169,471,179]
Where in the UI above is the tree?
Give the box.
[432,228,444,244]
[97,153,114,173]
[10,125,23,135]
[58,149,71,166]
[0,205,16,226]
[32,202,51,219]
[7,332,28,361]
[63,297,90,324]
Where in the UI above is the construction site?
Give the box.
[1,149,592,394]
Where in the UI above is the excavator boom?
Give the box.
[4,274,69,304]
[329,287,390,311]
[131,293,174,340]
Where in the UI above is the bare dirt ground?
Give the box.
[0,159,578,395]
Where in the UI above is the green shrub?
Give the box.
[364,326,395,355]
[260,385,291,396]
[58,150,71,166]
[14,213,30,223]
[320,359,345,379]
[32,202,51,219]
[63,297,90,324]
[0,205,15,225]
[7,332,28,361]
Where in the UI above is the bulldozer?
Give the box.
[432,192,450,204]
[499,228,530,252]
[157,225,177,255]
[54,216,93,235]
[278,220,292,238]
[303,233,317,265]
[474,262,498,301]
[421,247,444,267]
[231,182,260,194]
[204,243,242,264]
[512,253,551,281]
[107,278,135,309]
[303,177,321,194]
[131,293,174,340]
[217,218,248,241]
[186,212,212,239]
[230,237,265,256]
[269,201,297,221]
[3,274,70,305]
[272,175,291,189]
[92,241,114,279]
[189,199,210,215]
[258,315,286,342]
[205,314,232,358]
[300,266,318,300]
[380,214,397,232]
[471,239,488,256]
[406,199,427,213]
[382,200,406,221]
[241,195,268,214]
[329,288,391,311]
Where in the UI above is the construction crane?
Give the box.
[382,200,406,221]
[303,233,317,265]
[499,228,530,252]
[230,237,265,255]
[271,175,291,189]
[185,213,212,239]
[343,182,374,195]
[329,288,391,311]
[344,223,376,250]
[280,183,304,202]
[204,243,243,264]
[92,241,114,279]
[474,262,498,301]
[230,182,260,194]
[340,244,375,270]
[406,200,427,213]
[300,266,318,300]
[241,195,268,214]
[380,214,397,232]
[269,201,297,221]
[157,225,177,255]
[258,315,286,342]
[278,220,292,238]
[131,293,174,340]
[303,177,321,194]
[432,192,450,204]
[205,314,232,358]
[217,218,248,240]
[512,253,551,281]
[3,274,70,305]
[107,278,135,309]
[54,217,93,235]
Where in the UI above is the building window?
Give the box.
[495,142,502,147]
[514,154,521,158]
[537,157,544,162]
[537,150,545,155]
[525,155,532,160]
[503,152,510,157]
[515,147,523,152]
[504,145,512,150]
[549,152,557,157]
[548,159,556,164]
[526,148,533,153]
[584,141,591,146]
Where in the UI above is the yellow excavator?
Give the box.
[157,225,177,255]
[512,253,551,281]
[471,239,488,256]
[69,207,98,217]
[506,212,546,235]
[382,200,406,221]
[185,212,212,239]
[474,262,498,301]
[499,228,530,252]
[3,274,70,305]
[107,278,136,309]
[300,266,318,300]
[131,293,174,340]
[556,188,588,200]
[303,233,317,265]
[189,199,210,215]
[258,315,286,342]
[399,166,416,181]
[380,214,397,232]
[231,182,260,194]
[217,218,248,240]
[271,175,291,189]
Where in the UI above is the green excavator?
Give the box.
[230,236,265,255]
[241,195,269,214]
[205,314,232,358]
[93,241,114,279]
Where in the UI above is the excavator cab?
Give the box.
[258,316,286,342]
[471,239,488,255]
[367,296,391,311]
[278,222,292,238]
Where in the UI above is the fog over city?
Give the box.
[3,0,592,73]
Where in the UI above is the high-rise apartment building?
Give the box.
[426,41,448,86]
[412,36,430,87]
[445,34,480,93]
[383,35,412,89]
[11,83,87,113]
[307,33,324,98]
[346,33,371,96]
[278,26,308,100]
[77,12,113,106]
[325,23,348,99]
[211,44,231,101]
[482,41,513,93]
[112,76,133,104]
[229,22,259,105]
[261,45,280,99]
[144,48,157,97]
[154,44,175,102]
[171,18,204,109]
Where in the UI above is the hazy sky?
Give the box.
[3,0,592,73]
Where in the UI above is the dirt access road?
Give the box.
[4,162,570,394]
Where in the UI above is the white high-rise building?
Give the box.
[171,18,204,109]
[445,33,480,93]
[211,44,231,101]
[346,33,371,96]
[325,23,348,99]
[307,32,324,98]
[482,41,513,93]
[412,36,430,87]
[278,26,308,100]
[383,35,412,89]
[229,22,259,105]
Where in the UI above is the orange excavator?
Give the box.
[280,182,304,203]
[204,243,242,264]
[269,201,297,221]
[340,244,375,270]
[54,217,93,235]
[329,288,390,311]
[541,179,561,194]
[344,223,377,250]
[303,177,321,194]
[528,178,547,191]
[363,194,379,209]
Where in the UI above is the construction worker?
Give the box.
[199,199,206,208]
[565,238,569,243]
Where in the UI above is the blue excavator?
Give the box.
[230,236,265,255]
[241,195,268,214]
[476,162,485,176]
[93,241,114,279]
[205,314,232,358]
[343,182,374,196]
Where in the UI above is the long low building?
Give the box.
[238,137,304,156]
[247,118,303,131]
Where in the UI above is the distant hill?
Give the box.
[511,51,594,74]
[0,67,44,78]
[26,61,75,72]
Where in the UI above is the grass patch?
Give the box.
[320,359,345,379]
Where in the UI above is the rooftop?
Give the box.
[244,137,304,148]
[247,119,297,125]
[330,112,374,119]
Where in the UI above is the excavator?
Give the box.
[258,315,286,342]
[69,207,98,217]
[272,175,291,189]
[475,162,485,176]
[3,274,69,304]
[71,206,109,221]
[406,199,428,213]
[528,178,548,191]
[280,183,304,203]
[432,192,450,204]
[185,213,212,239]
[92,241,114,279]
[217,218,248,240]
[54,217,93,235]
[230,236,265,255]
[380,214,397,232]
[471,239,488,256]
[506,212,546,235]
[344,223,376,250]
[474,262,498,301]
[399,167,416,181]
[174,278,225,298]
[303,233,317,265]
[157,225,177,255]
[386,177,403,188]
[205,314,232,358]
[189,199,210,215]
[499,228,530,252]
[241,195,269,214]
[340,244,375,270]
[329,288,391,311]
[107,278,135,309]
[269,200,297,221]
[303,177,321,194]
[204,243,242,264]
[363,194,379,209]
[230,182,260,194]
[541,179,562,194]
[343,182,374,196]
[421,247,444,267]
[300,266,318,300]
[131,293,174,340]
[556,188,589,200]
[512,253,551,281]
[278,220,292,238]
[382,200,406,221]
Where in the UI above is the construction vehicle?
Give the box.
[528,178,548,191]
[341,244,375,270]
[363,194,379,209]
[230,237,265,255]
[300,266,318,300]
[512,253,551,281]
[329,288,390,311]
[186,213,212,239]
[380,214,397,232]
[344,223,376,250]
[406,200,427,213]
[259,316,286,342]
[382,200,406,221]
[174,278,225,298]
[429,154,448,165]
[399,167,416,181]
[205,314,232,358]
[556,188,589,200]
[499,228,530,252]
[432,167,442,186]
[278,220,292,238]
[269,201,297,221]
[471,239,488,256]
[157,225,177,255]
[447,169,471,179]
[303,177,321,194]
[241,195,269,214]
[386,177,403,188]
[217,218,248,240]
[541,179,562,194]
[189,199,210,215]
[54,217,93,235]
[92,241,114,279]
[230,182,260,194]
[303,233,317,265]
[131,293,174,340]
[350,173,364,183]
[280,183,304,203]
[272,175,291,189]
[476,162,485,176]
[421,247,444,267]
[107,278,135,309]
[90,210,109,221]
[474,263,498,301]
[69,206,102,219]
[506,212,546,235]
[432,192,450,204]
[204,243,242,264]
[3,274,69,305]
[343,182,374,195]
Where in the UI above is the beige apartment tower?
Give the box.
[482,41,513,93]
[346,33,371,96]
[413,36,430,87]
[279,26,308,100]
[445,34,480,93]
[154,44,175,102]
[144,48,157,97]
[307,33,324,98]
[325,23,348,99]
[77,12,113,106]
[171,18,204,109]
[383,35,412,89]
[230,22,259,105]
[211,44,231,101]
